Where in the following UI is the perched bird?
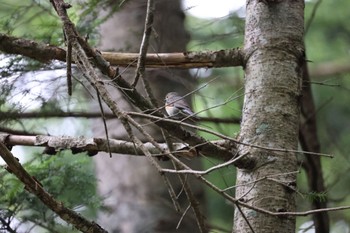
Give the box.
[165,92,197,120]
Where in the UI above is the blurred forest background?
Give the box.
[0,0,349,232]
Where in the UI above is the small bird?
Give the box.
[165,92,197,120]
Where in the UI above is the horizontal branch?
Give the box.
[0,33,244,68]
[1,33,350,75]
[0,133,230,158]
[2,133,348,220]
[101,50,244,68]
[3,110,330,160]
[161,152,247,175]
[0,33,67,63]
[0,111,241,124]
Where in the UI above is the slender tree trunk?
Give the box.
[300,60,329,233]
[93,1,203,232]
[234,1,304,232]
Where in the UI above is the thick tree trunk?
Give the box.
[234,1,304,232]
[93,1,203,232]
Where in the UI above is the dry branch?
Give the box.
[0,33,243,68]
[102,50,244,68]
[0,134,205,158]
[2,33,350,75]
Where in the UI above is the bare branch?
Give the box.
[271,206,350,217]
[0,134,197,158]
[0,33,243,68]
[131,113,333,159]
[0,111,241,124]
[161,152,246,175]
[132,0,154,86]
[101,50,244,68]
[1,32,350,77]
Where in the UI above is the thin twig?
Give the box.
[132,0,154,87]
[66,40,72,96]
[0,111,241,124]
[131,112,333,158]
[96,90,112,158]
[235,204,256,233]
[123,121,182,213]
[173,163,207,233]
[161,152,246,175]
[305,0,322,34]
[165,131,207,232]
[223,171,300,191]
[176,204,191,230]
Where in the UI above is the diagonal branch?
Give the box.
[132,0,154,86]
[0,142,107,233]
[0,133,213,158]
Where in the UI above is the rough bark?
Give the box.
[93,1,204,232]
[234,1,304,232]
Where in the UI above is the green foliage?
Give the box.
[0,0,104,91]
[0,0,104,46]
[186,13,244,51]
[305,191,328,203]
[194,89,241,139]
[203,158,236,232]
[0,151,100,232]
[305,0,350,62]
[0,0,62,44]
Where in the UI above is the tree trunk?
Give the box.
[93,1,203,232]
[234,1,304,232]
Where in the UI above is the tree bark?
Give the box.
[234,1,304,232]
[93,1,204,232]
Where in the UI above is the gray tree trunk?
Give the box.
[234,1,304,232]
[93,1,204,232]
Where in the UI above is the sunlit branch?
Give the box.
[0,33,243,68]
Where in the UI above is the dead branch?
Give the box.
[0,33,243,68]
[132,0,154,86]
[3,32,350,77]
[0,134,207,158]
